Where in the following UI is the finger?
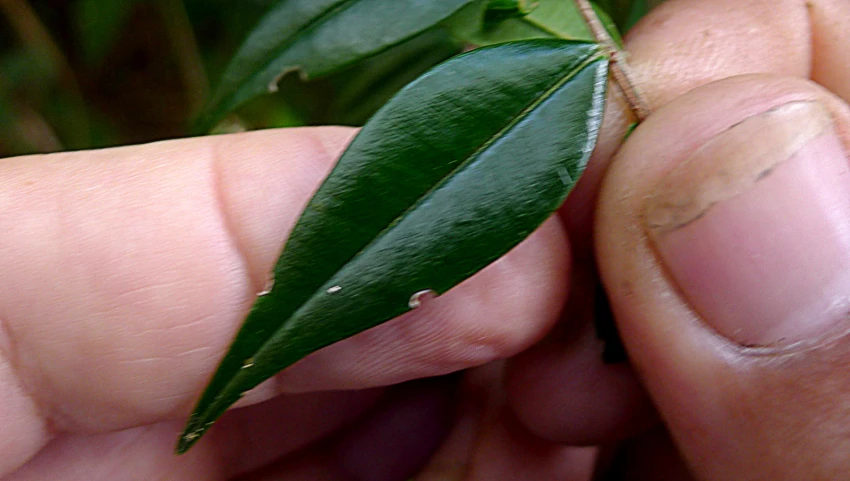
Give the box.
[810,0,850,102]
[237,376,457,481]
[504,318,657,446]
[504,262,657,446]
[597,73,850,479]
[5,422,220,481]
[510,0,837,447]
[409,363,598,481]
[0,125,569,468]
[262,215,568,393]
[6,388,384,481]
[0,126,356,475]
[456,369,597,481]
[602,428,695,481]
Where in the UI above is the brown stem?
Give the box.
[0,0,90,144]
[574,0,650,122]
[155,0,209,117]
[10,99,64,152]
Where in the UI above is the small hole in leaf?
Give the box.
[408,289,436,309]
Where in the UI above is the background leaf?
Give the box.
[446,0,621,47]
[72,0,137,66]
[179,39,608,453]
[595,0,650,32]
[195,0,474,133]
[327,28,461,126]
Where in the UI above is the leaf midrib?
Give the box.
[187,44,608,444]
[197,51,604,424]
[244,50,605,364]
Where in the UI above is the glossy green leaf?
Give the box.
[447,0,621,47]
[194,0,474,133]
[178,39,608,453]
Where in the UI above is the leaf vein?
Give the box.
[247,51,606,366]
[337,53,605,270]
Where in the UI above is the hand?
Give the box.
[3,1,850,480]
[506,0,850,479]
[0,126,571,479]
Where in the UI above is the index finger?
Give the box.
[0,127,352,465]
[0,123,571,470]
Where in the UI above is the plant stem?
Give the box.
[156,0,209,117]
[574,0,650,122]
[9,99,64,152]
[0,0,69,80]
[0,0,90,144]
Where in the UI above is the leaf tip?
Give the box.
[175,414,213,454]
[175,429,200,455]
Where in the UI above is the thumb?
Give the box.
[597,74,850,479]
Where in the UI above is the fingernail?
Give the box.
[646,101,850,347]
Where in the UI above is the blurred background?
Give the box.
[0,0,466,158]
[0,0,660,158]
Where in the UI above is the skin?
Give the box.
[1,0,849,479]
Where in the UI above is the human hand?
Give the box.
[507,0,850,479]
[0,122,578,479]
[4,0,850,480]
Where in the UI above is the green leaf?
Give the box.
[447,0,621,47]
[178,39,608,453]
[72,0,137,66]
[594,0,649,32]
[328,29,461,125]
[623,0,650,31]
[194,0,474,133]
[447,0,590,44]
[484,0,541,23]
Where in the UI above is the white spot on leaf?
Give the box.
[327,286,342,294]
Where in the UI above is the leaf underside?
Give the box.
[194,0,474,133]
[178,39,609,453]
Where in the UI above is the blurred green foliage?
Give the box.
[0,0,654,158]
[0,0,465,157]
[1,0,292,157]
